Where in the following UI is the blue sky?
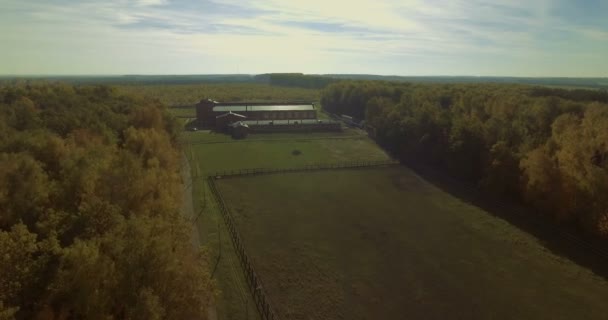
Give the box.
[1,0,607,76]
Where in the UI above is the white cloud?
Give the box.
[0,0,606,75]
[573,27,608,41]
[136,0,168,6]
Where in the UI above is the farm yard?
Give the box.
[170,83,608,320]
[215,167,608,320]
[182,122,608,320]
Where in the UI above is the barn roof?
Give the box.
[213,105,314,112]
[216,111,247,119]
[229,121,249,128]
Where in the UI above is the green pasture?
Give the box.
[118,83,320,106]
[215,167,608,320]
[184,131,386,177]
[182,130,389,319]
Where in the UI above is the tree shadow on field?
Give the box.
[401,159,608,282]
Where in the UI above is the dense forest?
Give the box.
[322,82,608,237]
[0,75,255,86]
[325,75,608,90]
[4,75,605,91]
[0,84,213,319]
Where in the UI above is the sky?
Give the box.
[1,0,607,76]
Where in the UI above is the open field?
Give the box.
[181,129,390,320]
[185,131,386,176]
[215,166,608,320]
[118,83,320,106]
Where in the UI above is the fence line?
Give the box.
[210,159,399,178]
[208,177,281,320]
[206,155,608,320]
[184,135,365,146]
[207,159,398,320]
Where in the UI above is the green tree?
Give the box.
[0,153,50,228]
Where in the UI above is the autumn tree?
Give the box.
[322,81,608,237]
[0,83,213,319]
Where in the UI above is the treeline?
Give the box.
[0,84,213,319]
[254,73,337,89]
[4,75,606,90]
[322,81,608,237]
[325,75,608,90]
[0,75,254,86]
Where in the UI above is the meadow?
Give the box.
[215,167,608,320]
[117,83,320,106]
[180,125,390,320]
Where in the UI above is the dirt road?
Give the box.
[180,153,218,320]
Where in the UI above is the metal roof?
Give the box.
[213,105,314,112]
[229,121,249,128]
[216,111,247,119]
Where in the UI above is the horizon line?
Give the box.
[1,74,607,79]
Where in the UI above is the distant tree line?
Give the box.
[254,73,337,89]
[322,81,608,238]
[0,84,213,319]
[3,75,606,90]
[324,75,608,90]
[0,75,255,86]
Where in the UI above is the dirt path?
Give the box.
[180,153,200,245]
[180,153,218,320]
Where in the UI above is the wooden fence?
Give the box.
[208,177,280,320]
[210,159,399,178]
[206,159,399,320]
[208,156,608,320]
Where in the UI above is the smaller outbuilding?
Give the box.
[229,121,249,139]
[216,111,247,130]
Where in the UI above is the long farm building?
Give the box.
[195,99,341,137]
[196,99,317,128]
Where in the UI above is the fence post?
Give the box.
[208,158,409,320]
[208,175,284,320]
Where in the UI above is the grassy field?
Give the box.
[118,83,320,106]
[179,126,390,320]
[215,167,608,320]
[184,131,385,176]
